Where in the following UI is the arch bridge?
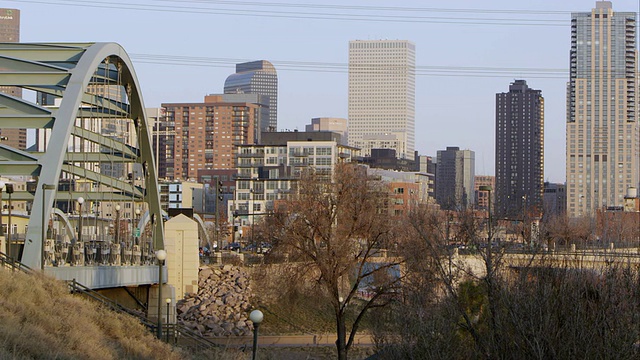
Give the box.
[0,42,165,288]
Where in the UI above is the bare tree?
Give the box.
[258,163,404,360]
[377,208,640,360]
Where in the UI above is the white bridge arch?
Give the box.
[0,43,164,272]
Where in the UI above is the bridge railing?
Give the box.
[68,279,219,350]
[0,251,33,273]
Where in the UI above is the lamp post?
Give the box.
[165,298,172,343]
[115,204,121,244]
[0,181,4,255]
[77,196,84,243]
[249,309,264,360]
[41,184,56,270]
[135,208,141,244]
[5,183,14,259]
[479,186,493,243]
[155,249,167,339]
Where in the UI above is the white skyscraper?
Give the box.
[348,40,416,160]
[566,1,639,217]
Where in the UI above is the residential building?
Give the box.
[159,181,204,212]
[348,40,415,160]
[305,117,348,145]
[495,80,544,219]
[543,182,567,217]
[229,131,359,227]
[435,147,475,210]
[566,1,639,217]
[157,94,262,180]
[0,8,26,150]
[367,167,434,216]
[475,175,495,211]
[224,60,278,132]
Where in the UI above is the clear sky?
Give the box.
[8,0,640,182]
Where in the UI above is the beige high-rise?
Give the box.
[566,1,640,218]
[348,40,415,161]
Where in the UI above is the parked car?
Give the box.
[223,242,242,251]
[243,242,272,254]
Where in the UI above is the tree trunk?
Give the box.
[336,311,348,360]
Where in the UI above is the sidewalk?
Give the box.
[208,334,375,347]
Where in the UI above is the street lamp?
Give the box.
[41,184,56,270]
[155,249,167,339]
[0,181,4,254]
[115,204,121,244]
[479,186,493,243]
[165,298,172,343]
[249,309,264,360]
[77,196,84,243]
[135,208,141,243]
[5,183,12,259]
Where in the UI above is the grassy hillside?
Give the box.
[0,268,182,360]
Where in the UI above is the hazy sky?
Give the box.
[8,0,640,182]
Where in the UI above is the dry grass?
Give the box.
[0,268,182,360]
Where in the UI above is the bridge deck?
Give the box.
[46,265,166,289]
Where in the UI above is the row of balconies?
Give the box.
[237,152,265,158]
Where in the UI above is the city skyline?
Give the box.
[8,0,640,183]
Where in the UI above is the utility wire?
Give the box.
[10,0,569,26]
[129,53,570,78]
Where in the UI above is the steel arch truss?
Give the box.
[0,43,163,269]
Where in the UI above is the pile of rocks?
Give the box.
[177,264,254,336]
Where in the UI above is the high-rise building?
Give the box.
[157,95,263,180]
[543,182,567,217]
[495,80,544,218]
[305,117,348,145]
[348,40,415,160]
[435,147,475,210]
[567,1,640,217]
[0,8,26,150]
[224,60,278,132]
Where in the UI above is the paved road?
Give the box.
[208,334,375,347]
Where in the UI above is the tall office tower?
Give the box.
[435,147,475,210]
[224,60,278,132]
[348,40,416,161]
[495,80,545,218]
[0,8,26,150]
[157,95,262,180]
[567,1,640,218]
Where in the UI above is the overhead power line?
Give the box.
[130,53,570,79]
[11,0,570,26]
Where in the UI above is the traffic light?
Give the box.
[217,180,224,201]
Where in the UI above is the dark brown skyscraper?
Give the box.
[0,8,26,150]
[495,80,544,218]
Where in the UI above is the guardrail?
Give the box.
[0,251,32,273]
[68,279,219,351]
